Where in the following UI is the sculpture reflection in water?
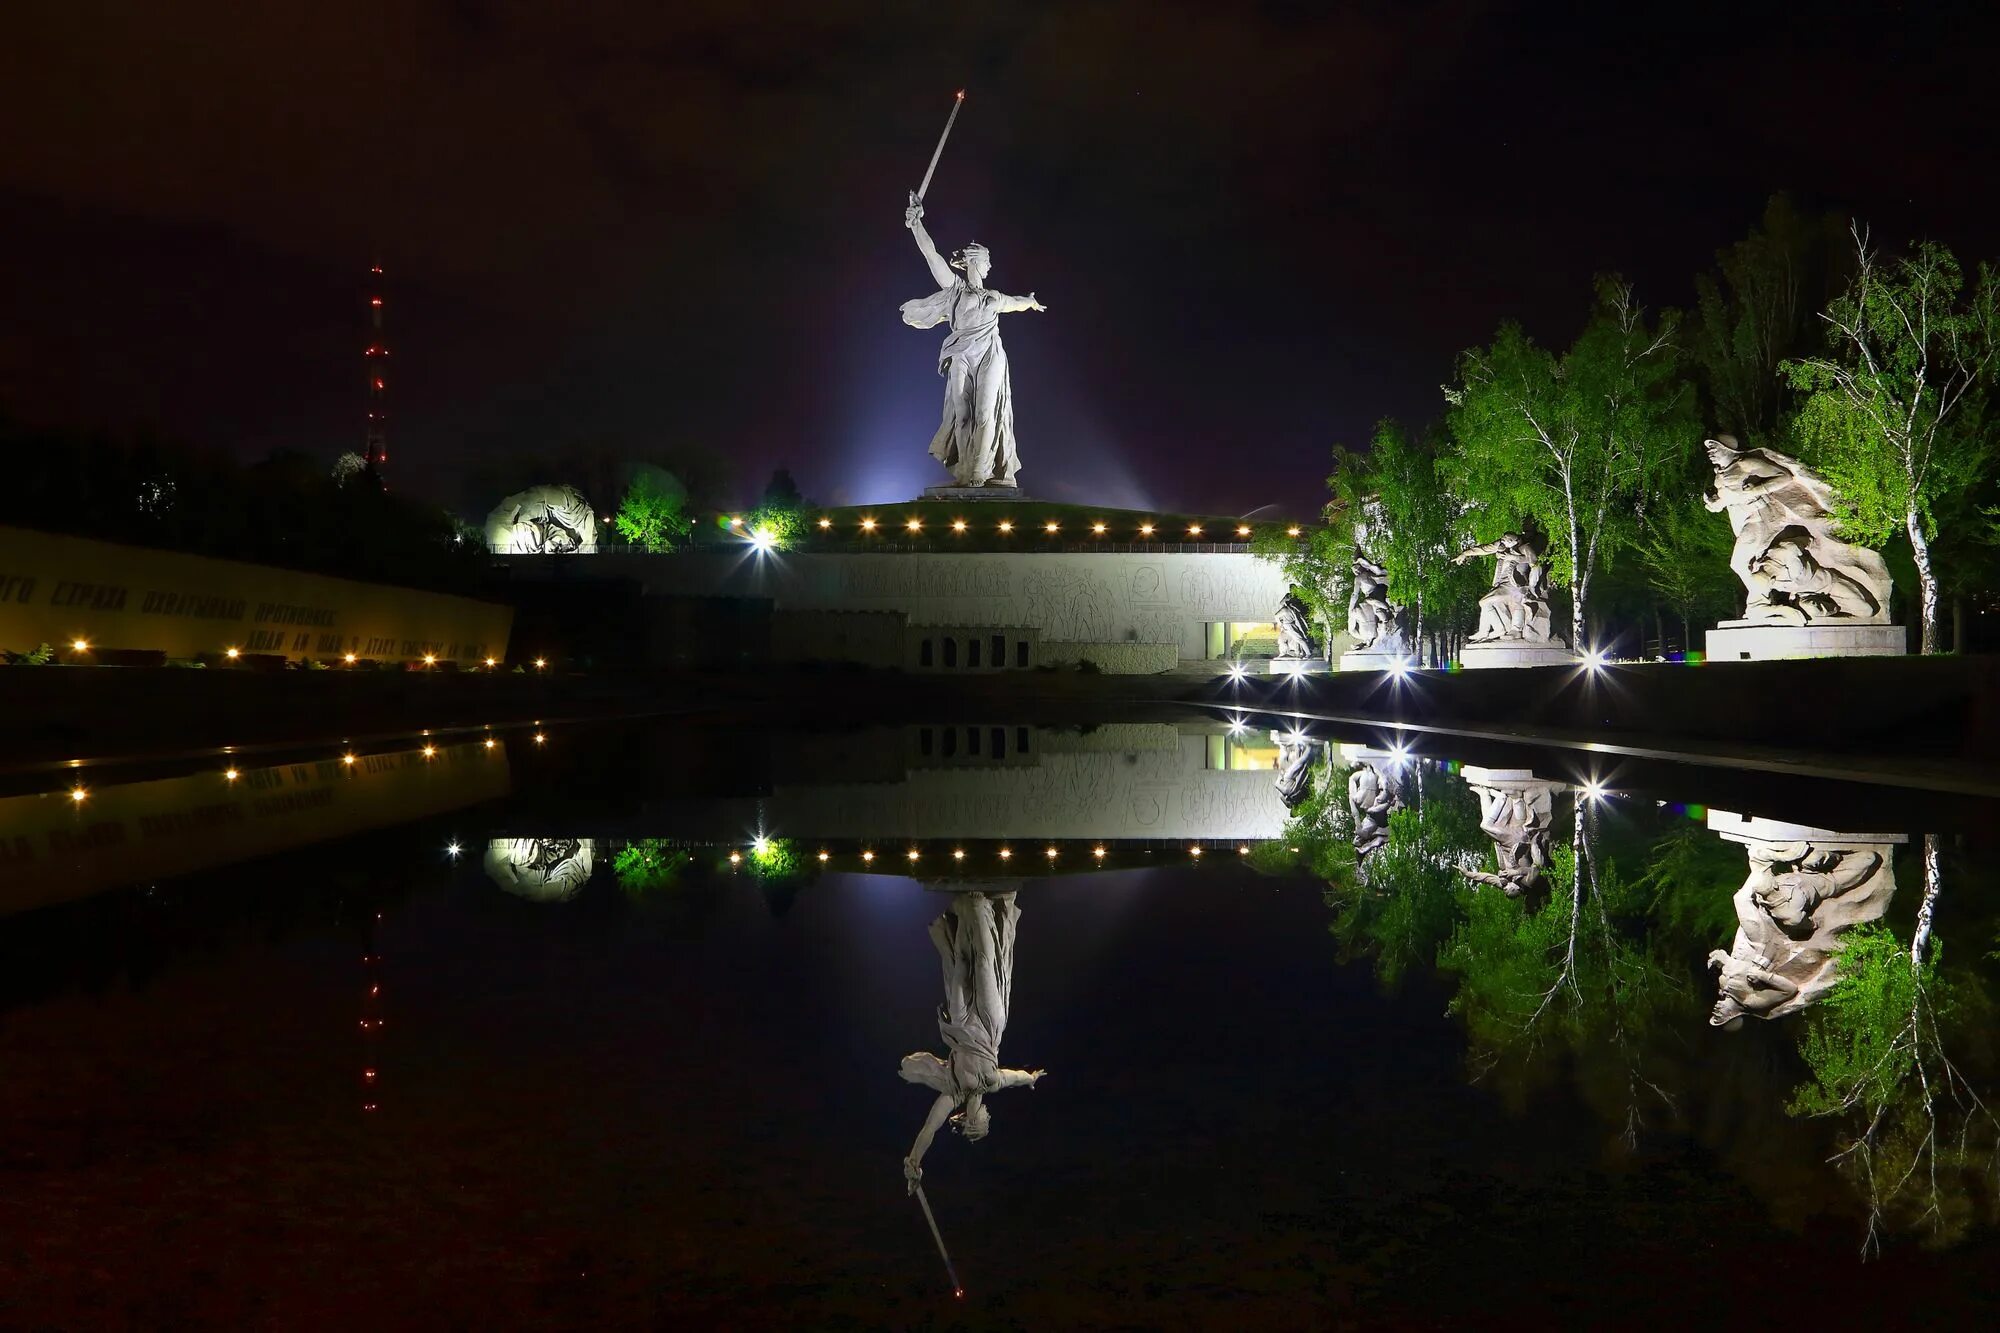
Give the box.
[1703,814,1901,1027]
[1346,752,1404,861]
[1272,731,1322,809]
[484,838,596,901]
[900,885,1046,1194]
[1456,768,1558,898]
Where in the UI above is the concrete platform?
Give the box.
[1705,621,1906,662]
[1339,650,1412,673]
[1267,657,1330,677]
[919,484,1036,502]
[1458,642,1580,670]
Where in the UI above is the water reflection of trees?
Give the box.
[1785,836,1999,1253]
[1275,760,1999,1252]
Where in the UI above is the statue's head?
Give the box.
[1704,435,1743,469]
[952,1096,991,1141]
[950,242,991,285]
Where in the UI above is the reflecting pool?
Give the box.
[3,719,1997,1325]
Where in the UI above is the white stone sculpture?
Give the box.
[1451,533,1577,668]
[1705,812,1902,1028]
[901,197,1046,493]
[1456,769,1559,898]
[1701,436,1904,660]
[900,888,1045,1193]
[1274,591,1320,660]
[1346,553,1408,655]
[485,484,597,555]
[484,837,596,901]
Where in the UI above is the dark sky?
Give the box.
[2,0,1996,517]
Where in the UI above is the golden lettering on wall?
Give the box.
[0,525,511,665]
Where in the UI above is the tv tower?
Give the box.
[363,262,389,477]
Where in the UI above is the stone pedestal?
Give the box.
[920,484,1035,503]
[1704,621,1906,662]
[1338,649,1411,673]
[1458,642,1580,670]
[1266,657,1330,677]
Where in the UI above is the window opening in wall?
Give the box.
[943,728,958,758]
[944,638,958,668]
[991,727,1005,758]
[968,638,982,668]
[920,639,934,668]
[1015,640,1028,668]
[920,727,934,756]
[1016,726,1030,755]
[991,634,1005,665]
[968,727,981,756]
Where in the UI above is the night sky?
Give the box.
[2,1,1996,517]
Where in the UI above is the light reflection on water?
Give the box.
[2,719,1996,1320]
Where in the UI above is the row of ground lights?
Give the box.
[61,726,544,805]
[722,843,1260,865]
[794,518,1305,538]
[61,639,547,670]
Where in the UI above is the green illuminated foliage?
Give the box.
[613,838,692,894]
[613,465,694,553]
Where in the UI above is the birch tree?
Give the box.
[1446,279,1695,649]
[1783,226,1999,654]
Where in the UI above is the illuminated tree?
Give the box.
[613,465,694,553]
[1446,279,1695,649]
[1784,227,1999,654]
[1354,422,1484,662]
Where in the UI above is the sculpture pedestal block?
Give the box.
[1705,621,1906,662]
[1339,649,1411,672]
[920,484,1035,503]
[1266,657,1330,677]
[1458,642,1580,670]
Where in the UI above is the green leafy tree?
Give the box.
[744,499,807,552]
[1691,194,1839,446]
[1784,227,2000,653]
[1632,489,1737,650]
[613,838,692,894]
[614,465,694,553]
[1447,279,1696,649]
[1355,422,1485,661]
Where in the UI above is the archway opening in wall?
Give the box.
[968,637,982,668]
[944,638,958,668]
[1207,620,1279,660]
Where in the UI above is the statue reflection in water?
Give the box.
[1456,769,1558,898]
[901,885,1046,1193]
[1705,815,1900,1027]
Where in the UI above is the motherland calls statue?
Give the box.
[483,837,596,901]
[1274,591,1321,661]
[1706,820,1900,1028]
[1701,436,1892,625]
[1453,533,1561,645]
[1347,552,1409,655]
[900,887,1045,1193]
[901,197,1047,491]
[1456,771,1558,898]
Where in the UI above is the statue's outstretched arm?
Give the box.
[905,199,955,289]
[993,1067,1045,1089]
[990,290,1048,314]
[904,1091,957,1191]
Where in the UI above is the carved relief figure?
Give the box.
[1452,533,1560,644]
[901,198,1047,489]
[1022,567,1116,641]
[901,888,1045,1192]
[485,485,597,555]
[1707,835,1899,1027]
[1457,775,1557,897]
[484,837,595,901]
[1274,591,1320,660]
[1347,552,1409,654]
[1701,435,1891,625]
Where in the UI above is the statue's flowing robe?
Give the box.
[898,891,1019,1095]
[901,282,1022,487]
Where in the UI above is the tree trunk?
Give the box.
[1906,506,1939,655]
[1680,609,1692,656]
[1571,571,1590,651]
[1911,833,1940,965]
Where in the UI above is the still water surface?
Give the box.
[3,719,1997,1327]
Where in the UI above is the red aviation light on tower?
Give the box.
[363,262,389,473]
